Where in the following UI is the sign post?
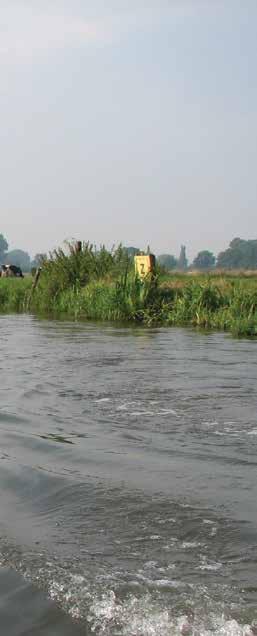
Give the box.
[134,254,156,280]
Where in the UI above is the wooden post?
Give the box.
[75,241,82,253]
[26,267,42,311]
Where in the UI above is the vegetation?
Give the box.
[216,238,257,269]
[158,275,257,337]
[1,232,257,273]
[41,251,257,334]
[30,243,158,321]
[0,232,51,272]
[157,239,257,273]
[123,246,140,258]
[192,250,216,270]
[158,254,177,270]
[177,245,188,271]
[6,249,31,272]
[0,234,8,263]
[1,244,257,338]
[0,277,31,313]
[1,235,257,337]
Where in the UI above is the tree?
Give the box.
[0,234,8,263]
[31,253,47,268]
[123,246,140,258]
[192,250,216,270]
[6,249,31,272]
[158,254,177,270]
[177,245,188,271]
[217,238,257,269]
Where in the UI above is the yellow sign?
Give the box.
[134,255,156,280]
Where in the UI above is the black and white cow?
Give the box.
[1,264,24,278]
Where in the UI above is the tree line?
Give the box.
[124,239,257,271]
[158,238,257,271]
[1,233,257,273]
[0,234,46,272]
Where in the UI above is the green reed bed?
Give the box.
[1,244,257,337]
[0,277,31,313]
[33,275,159,323]
[29,245,257,336]
[29,243,161,322]
[158,280,257,336]
[31,267,257,337]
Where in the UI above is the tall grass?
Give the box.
[31,242,159,320]
[0,277,31,312]
[33,274,159,323]
[159,280,257,336]
[31,242,133,313]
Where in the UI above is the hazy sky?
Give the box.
[1,1,257,260]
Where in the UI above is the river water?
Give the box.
[0,315,257,635]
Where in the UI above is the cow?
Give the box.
[1,264,24,278]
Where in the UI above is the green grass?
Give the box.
[158,279,257,337]
[31,272,257,337]
[0,277,31,313]
[32,274,158,323]
[1,247,257,337]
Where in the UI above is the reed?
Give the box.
[31,270,257,336]
[159,280,257,336]
[33,274,158,322]
[0,277,31,312]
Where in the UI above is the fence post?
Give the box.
[75,241,82,253]
[26,267,42,311]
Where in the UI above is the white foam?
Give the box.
[157,409,179,416]
[158,517,176,525]
[202,421,219,427]
[144,561,158,568]
[181,541,202,550]
[87,590,253,635]
[2,547,252,636]
[129,411,155,416]
[5,556,253,636]
[199,557,222,571]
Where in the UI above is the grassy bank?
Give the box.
[1,245,257,337]
[0,277,31,313]
[159,277,257,337]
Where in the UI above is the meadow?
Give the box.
[1,244,257,337]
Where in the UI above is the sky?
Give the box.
[1,1,257,261]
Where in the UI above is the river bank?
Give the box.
[1,244,257,336]
[1,272,257,337]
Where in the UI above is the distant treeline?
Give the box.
[1,233,257,272]
[0,233,47,272]
[158,238,257,271]
[116,239,257,271]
